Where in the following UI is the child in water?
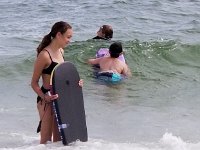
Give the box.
[88,42,131,81]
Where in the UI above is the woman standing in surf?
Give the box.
[31,21,82,144]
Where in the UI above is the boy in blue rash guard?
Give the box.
[87,42,131,81]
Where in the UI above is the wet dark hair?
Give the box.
[37,21,72,56]
[102,25,113,40]
[109,42,123,58]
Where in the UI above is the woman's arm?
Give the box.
[31,51,48,99]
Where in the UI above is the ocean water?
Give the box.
[0,0,200,149]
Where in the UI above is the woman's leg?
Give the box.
[52,114,61,142]
[37,101,53,144]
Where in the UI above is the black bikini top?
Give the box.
[42,49,64,75]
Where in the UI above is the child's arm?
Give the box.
[122,64,132,77]
[87,57,101,65]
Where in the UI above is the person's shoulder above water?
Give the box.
[92,25,113,40]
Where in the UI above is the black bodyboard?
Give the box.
[51,61,88,145]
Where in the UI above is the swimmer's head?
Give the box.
[109,42,123,58]
[97,25,113,40]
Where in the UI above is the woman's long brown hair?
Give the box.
[36,21,72,56]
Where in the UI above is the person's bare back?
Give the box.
[98,57,129,76]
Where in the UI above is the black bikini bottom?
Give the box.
[36,86,51,133]
[37,86,50,103]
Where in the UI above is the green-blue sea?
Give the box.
[0,0,200,149]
